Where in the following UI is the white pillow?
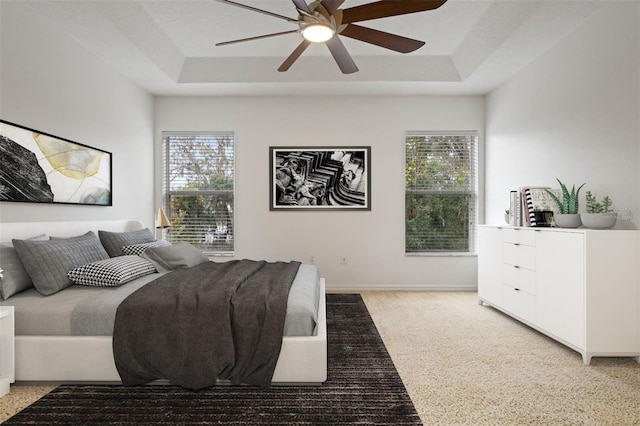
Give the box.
[67,256,156,287]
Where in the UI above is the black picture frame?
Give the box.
[270,146,371,211]
[0,120,112,206]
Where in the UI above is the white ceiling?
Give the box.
[23,0,606,96]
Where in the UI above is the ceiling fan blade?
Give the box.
[325,36,358,74]
[216,30,299,46]
[278,40,312,72]
[342,0,448,24]
[339,24,425,53]
[291,0,311,14]
[213,0,298,23]
[320,0,346,14]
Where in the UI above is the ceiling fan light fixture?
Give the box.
[301,23,334,42]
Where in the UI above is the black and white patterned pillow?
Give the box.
[67,256,156,287]
[121,240,171,256]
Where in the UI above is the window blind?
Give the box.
[162,132,235,254]
[405,131,478,253]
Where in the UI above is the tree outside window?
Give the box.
[405,132,478,253]
[163,133,234,254]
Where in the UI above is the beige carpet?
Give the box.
[2,291,640,425]
[361,291,640,425]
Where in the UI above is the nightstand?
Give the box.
[0,306,15,397]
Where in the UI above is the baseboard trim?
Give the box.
[326,284,478,292]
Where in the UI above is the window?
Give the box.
[162,132,234,254]
[405,131,478,254]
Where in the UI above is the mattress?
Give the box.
[0,263,320,337]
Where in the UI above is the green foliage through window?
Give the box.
[405,132,477,253]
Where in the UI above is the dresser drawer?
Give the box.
[502,285,536,324]
[502,264,536,294]
[502,243,536,270]
[502,228,536,246]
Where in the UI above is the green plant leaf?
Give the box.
[545,188,565,213]
[552,179,585,214]
[586,191,613,213]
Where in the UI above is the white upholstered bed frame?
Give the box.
[0,220,327,385]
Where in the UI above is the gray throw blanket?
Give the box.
[113,259,300,389]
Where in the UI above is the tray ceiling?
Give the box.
[21,0,605,96]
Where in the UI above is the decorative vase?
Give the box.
[504,213,510,224]
[553,213,582,228]
[581,212,617,229]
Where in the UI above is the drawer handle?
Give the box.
[514,243,521,246]
[514,288,520,291]
[513,265,520,269]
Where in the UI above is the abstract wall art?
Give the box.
[270,147,371,210]
[0,120,112,206]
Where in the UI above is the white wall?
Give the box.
[155,96,485,290]
[0,2,155,227]
[0,0,483,291]
[6,0,637,291]
[485,2,640,228]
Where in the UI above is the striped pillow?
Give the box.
[67,256,156,287]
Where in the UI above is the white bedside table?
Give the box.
[0,306,15,397]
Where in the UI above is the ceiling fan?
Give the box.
[214,0,448,74]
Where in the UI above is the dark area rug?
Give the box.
[5,294,422,425]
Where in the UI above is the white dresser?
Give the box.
[0,306,15,396]
[478,225,640,364]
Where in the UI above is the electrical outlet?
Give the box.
[340,256,347,265]
[310,256,315,264]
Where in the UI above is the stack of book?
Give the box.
[509,186,561,227]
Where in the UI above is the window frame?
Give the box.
[404,130,478,256]
[161,131,235,256]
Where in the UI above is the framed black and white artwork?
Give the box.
[270,146,371,211]
[0,120,112,206]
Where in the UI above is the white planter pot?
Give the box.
[581,213,617,229]
[553,213,582,228]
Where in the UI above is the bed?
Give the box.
[0,220,327,386]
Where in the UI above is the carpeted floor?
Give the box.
[1,294,421,425]
[362,291,640,425]
[4,291,640,425]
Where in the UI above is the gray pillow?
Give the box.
[13,231,110,296]
[0,234,48,300]
[99,228,155,257]
[141,242,209,273]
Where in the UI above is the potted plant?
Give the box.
[582,191,617,228]
[545,178,586,228]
